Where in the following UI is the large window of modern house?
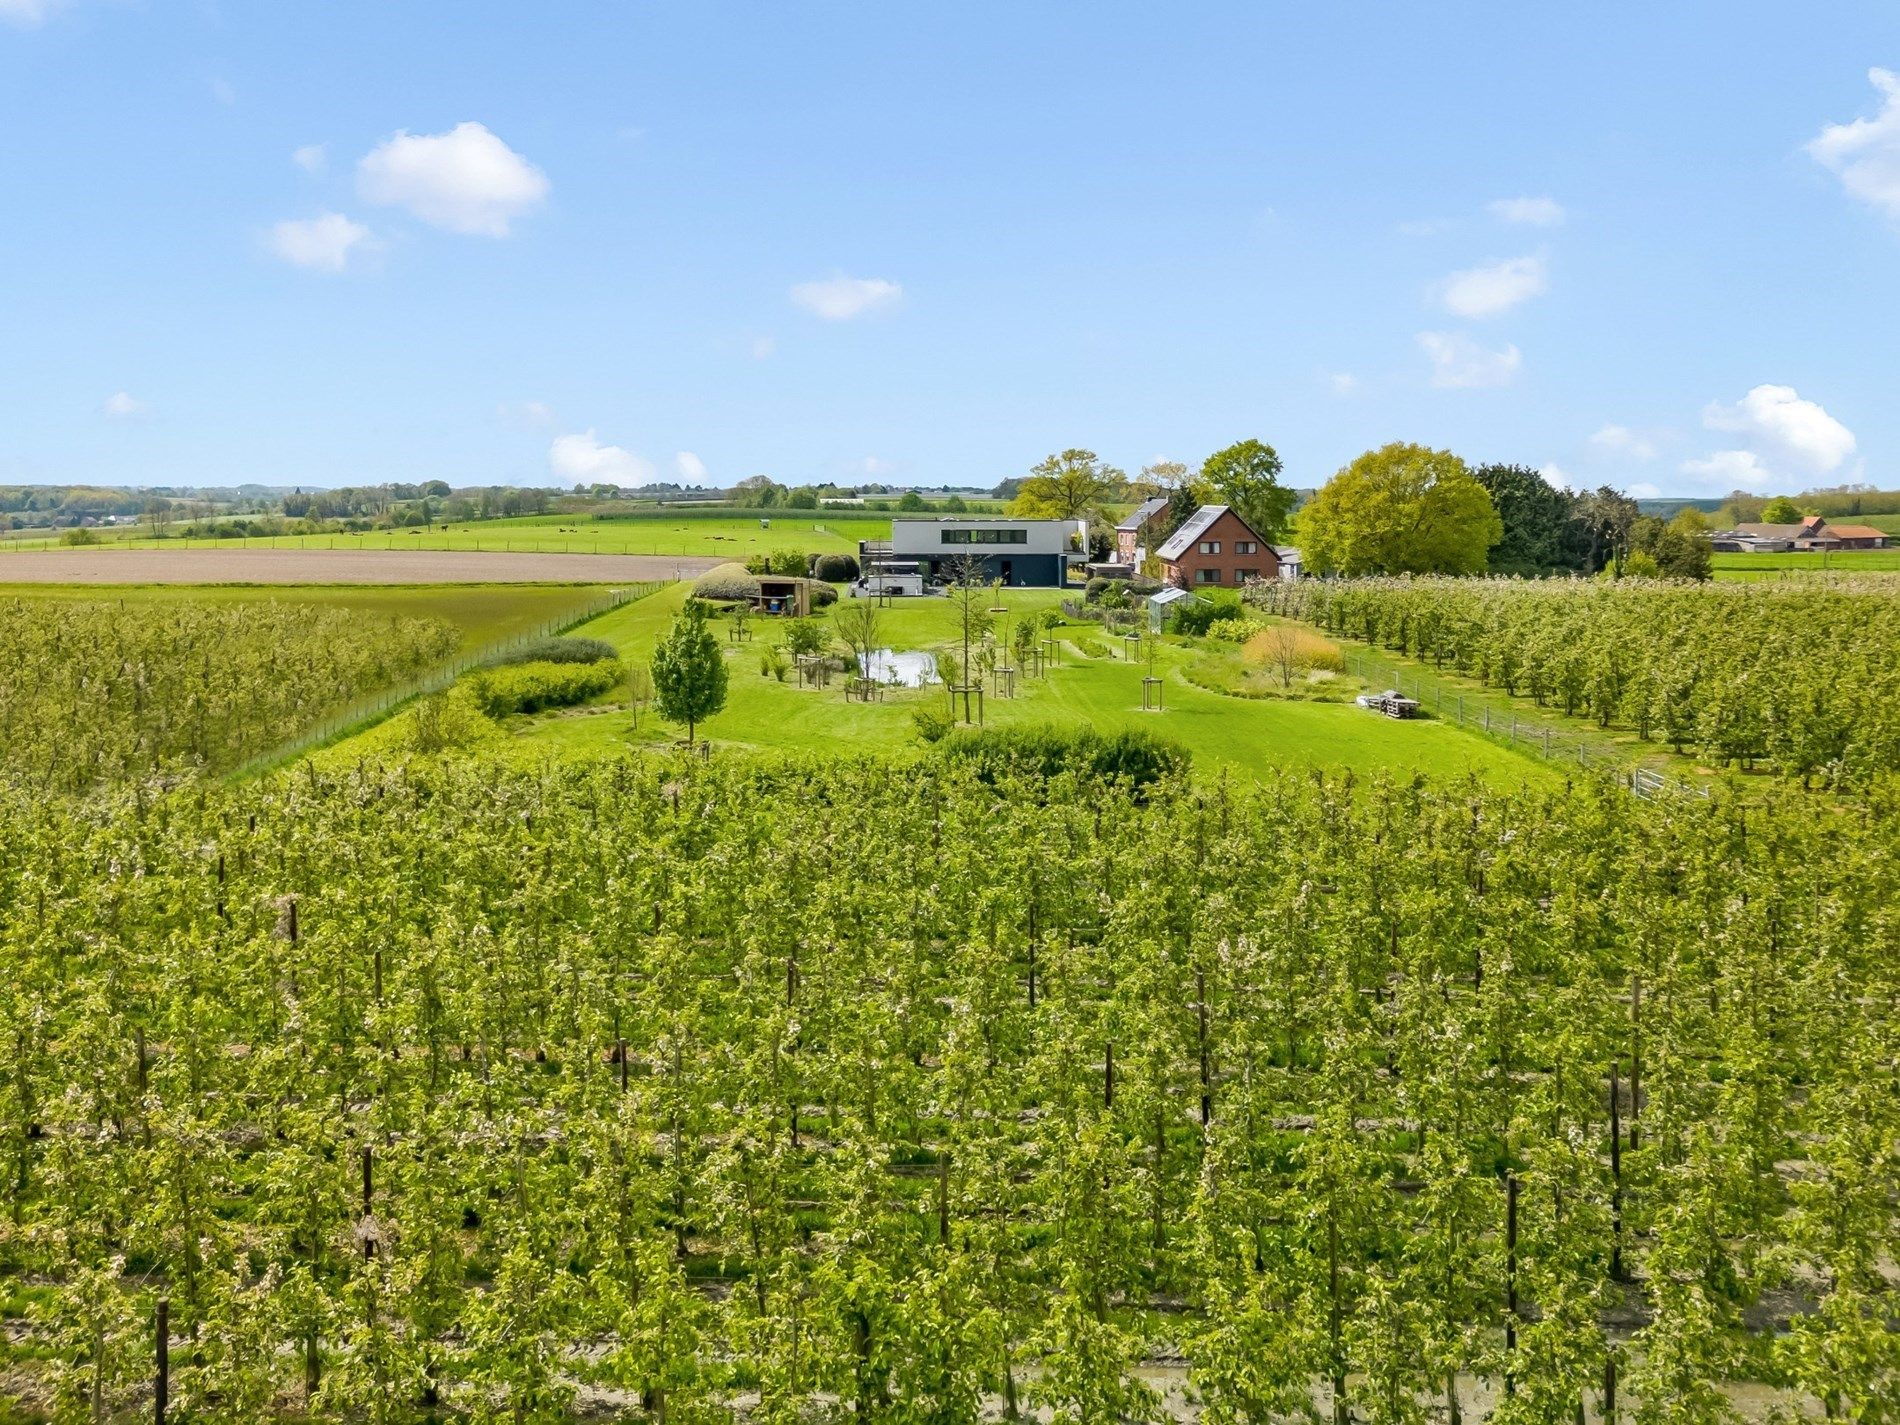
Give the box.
[940,528,1029,545]
[1198,540,1220,554]
[1235,540,1257,555]
[1195,567,1221,583]
[1236,568,1260,582]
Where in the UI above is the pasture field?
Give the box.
[1711,547,1900,579]
[0,759,1890,1419]
[337,582,1549,784]
[0,509,892,559]
[0,580,627,652]
[0,547,712,587]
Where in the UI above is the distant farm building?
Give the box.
[1713,515,1890,552]
[1156,506,1280,589]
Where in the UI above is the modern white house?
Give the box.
[861,517,1087,588]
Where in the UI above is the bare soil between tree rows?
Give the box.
[0,547,721,585]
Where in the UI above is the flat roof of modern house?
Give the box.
[890,515,1080,524]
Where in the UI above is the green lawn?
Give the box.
[1712,547,1900,580]
[347,583,1551,784]
[0,582,616,653]
[0,511,891,559]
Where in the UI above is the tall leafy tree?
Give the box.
[1297,443,1502,575]
[1128,459,1190,504]
[651,598,729,744]
[1759,495,1802,524]
[1630,515,1713,581]
[1573,485,1640,572]
[1471,463,1589,574]
[1200,439,1297,543]
[1007,449,1126,524]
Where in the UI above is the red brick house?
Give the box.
[1156,505,1280,589]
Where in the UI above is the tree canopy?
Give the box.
[1471,463,1590,574]
[1760,495,1803,524]
[1199,439,1296,542]
[1296,443,1502,575]
[1007,449,1127,524]
[1629,514,1713,580]
[650,598,729,743]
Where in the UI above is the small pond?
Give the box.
[859,648,938,687]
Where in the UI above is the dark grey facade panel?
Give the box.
[919,552,1065,587]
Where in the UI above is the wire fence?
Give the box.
[233,582,665,779]
[1342,650,1710,800]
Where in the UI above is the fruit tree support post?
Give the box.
[154,1297,169,1425]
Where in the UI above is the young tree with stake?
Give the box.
[651,599,729,745]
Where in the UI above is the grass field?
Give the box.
[1711,547,1900,580]
[0,582,617,653]
[0,510,892,559]
[335,582,1550,784]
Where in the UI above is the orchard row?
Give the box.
[1,758,1894,1420]
[1249,576,1900,789]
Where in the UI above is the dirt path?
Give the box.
[0,548,721,585]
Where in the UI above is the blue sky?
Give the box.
[2,3,1896,496]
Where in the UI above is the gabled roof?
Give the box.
[1273,545,1301,561]
[1816,523,1887,540]
[1155,505,1229,562]
[1148,586,1192,605]
[1115,497,1168,533]
[1734,522,1807,539]
[1155,504,1270,563]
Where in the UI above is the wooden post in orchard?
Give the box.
[153,1297,169,1425]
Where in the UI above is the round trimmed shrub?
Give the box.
[693,563,762,601]
[811,553,860,582]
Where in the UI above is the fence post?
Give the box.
[155,1297,169,1425]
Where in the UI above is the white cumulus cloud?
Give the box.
[1437,255,1547,318]
[790,275,902,321]
[550,431,655,487]
[1681,449,1773,494]
[1417,331,1522,389]
[675,452,708,483]
[0,0,67,24]
[292,144,328,174]
[1809,68,1900,221]
[1589,424,1658,461]
[103,391,149,419]
[1488,196,1565,226]
[1538,462,1570,489]
[268,212,375,272]
[358,122,549,237]
[1703,383,1855,475]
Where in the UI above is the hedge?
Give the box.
[469,658,623,717]
[936,723,1188,796]
[485,636,619,667]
